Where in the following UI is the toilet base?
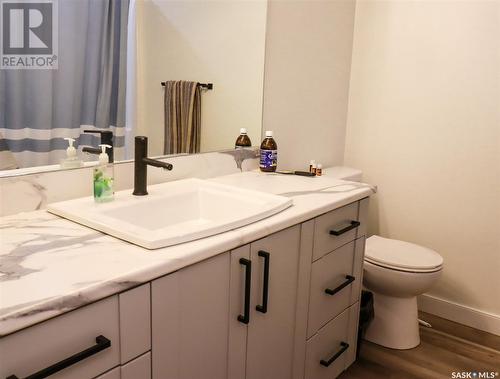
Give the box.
[364,292,420,350]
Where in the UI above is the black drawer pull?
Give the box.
[256,251,270,314]
[325,275,355,296]
[320,341,349,367]
[7,335,111,379]
[237,258,252,324]
[329,221,360,236]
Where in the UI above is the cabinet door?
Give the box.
[152,252,230,379]
[246,225,301,379]
[228,244,251,379]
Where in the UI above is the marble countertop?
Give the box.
[0,170,375,336]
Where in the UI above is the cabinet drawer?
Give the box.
[0,296,120,379]
[307,238,364,337]
[313,202,360,261]
[305,303,359,379]
[96,367,120,379]
[121,352,151,379]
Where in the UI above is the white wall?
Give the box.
[262,0,356,170]
[345,0,500,321]
[136,0,267,156]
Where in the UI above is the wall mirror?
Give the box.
[0,0,267,175]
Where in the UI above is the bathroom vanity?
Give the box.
[0,171,373,379]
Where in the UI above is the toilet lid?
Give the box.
[365,235,443,271]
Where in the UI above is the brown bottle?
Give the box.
[235,128,252,147]
[259,131,278,172]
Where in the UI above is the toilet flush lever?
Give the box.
[325,275,355,296]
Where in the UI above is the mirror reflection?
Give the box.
[0,0,267,173]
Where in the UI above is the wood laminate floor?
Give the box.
[341,312,500,379]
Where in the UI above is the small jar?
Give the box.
[316,163,323,176]
[309,160,316,173]
[311,163,317,175]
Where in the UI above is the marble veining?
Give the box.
[1,231,104,282]
[0,169,375,336]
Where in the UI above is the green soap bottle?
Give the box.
[93,144,114,203]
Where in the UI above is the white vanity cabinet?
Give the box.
[0,284,151,379]
[227,200,368,379]
[0,296,120,379]
[229,225,301,379]
[150,225,301,379]
[0,197,369,379]
[298,199,368,379]
[151,252,230,379]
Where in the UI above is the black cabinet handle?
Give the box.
[7,335,111,379]
[320,342,349,367]
[329,220,360,236]
[325,275,355,296]
[237,258,252,324]
[255,251,270,314]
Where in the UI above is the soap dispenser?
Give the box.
[60,138,83,169]
[93,144,114,203]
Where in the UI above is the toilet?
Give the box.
[326,166,444,350]
[363,236,443,349]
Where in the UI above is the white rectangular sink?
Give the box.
[47,178,292,249]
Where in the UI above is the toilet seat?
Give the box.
[364,258,442,273]
[365,235,443,273]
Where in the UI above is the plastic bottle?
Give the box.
[93,144,114,203]
[235,128,252,148]
[316,163,323,176]
[259,131,277,172]
[60,138,83,169]
[309,160,316,174]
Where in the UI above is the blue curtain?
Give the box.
[0,0,129,169]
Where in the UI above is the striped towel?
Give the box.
[163,81,201,155]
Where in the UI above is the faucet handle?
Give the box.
[83,130,114,162]
[83,129,113,140]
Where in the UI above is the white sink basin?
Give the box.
[47,178,292,249]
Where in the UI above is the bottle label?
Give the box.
[260,149,277,169]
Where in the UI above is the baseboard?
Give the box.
[418,294,500,336]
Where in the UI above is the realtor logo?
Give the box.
[1,0,58,69]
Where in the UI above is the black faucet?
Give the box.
[133,136,173,196]
[82,130,114,163]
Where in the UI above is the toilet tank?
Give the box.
[325,166,363,182]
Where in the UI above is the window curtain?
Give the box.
[0,0,130,169]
